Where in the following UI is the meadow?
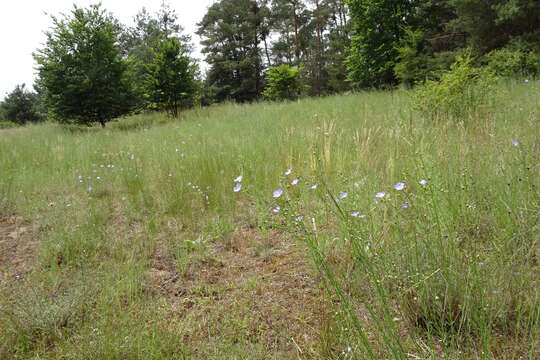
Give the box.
[0,80,538,359]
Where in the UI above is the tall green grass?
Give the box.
[0,80,538,358]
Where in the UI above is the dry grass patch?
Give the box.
[0,216,37,283]
[146,227,331,358]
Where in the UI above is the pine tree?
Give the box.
[198,0,268,102]
[270,0,311,65]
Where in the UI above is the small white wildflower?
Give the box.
[351,211,366,219]
[393,182,406,191]
[310,184,318,190]
[524,79,529,83]
[271,206,281,214]
[375,191,386,199]
[295,215,304,222]
[511,139,520,147]
[273,188,284,198]
[96,176,101,180]
[291,178,300,186]
[284,168,292,176]
[401,202,410,209]
[233,182,242,193]
[338,191,348,200]
[419,179,428,187]
[234,175,243,182]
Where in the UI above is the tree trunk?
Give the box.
[263,35,271,66]
[292,0,300,63]
[314,0,322,96]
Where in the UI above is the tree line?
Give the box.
[1,0,538,127]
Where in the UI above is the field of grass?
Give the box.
[0,80,538,359]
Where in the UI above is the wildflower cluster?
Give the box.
[230,165,433,226]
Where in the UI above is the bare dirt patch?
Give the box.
[146,228,330,358]
[0,216,36,283]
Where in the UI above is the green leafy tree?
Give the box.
[0,84,43,125]
[394,29,430,87]
[121,3,193,110]
[263,64,302,100]
[34,4,132,127]
[346,0,418,88]
[392,0,459,87]
[146,38,196,117]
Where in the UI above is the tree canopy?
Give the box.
[34,4,132,127]
[146,38,196,117]
[4,0,536,127]
[0,84,43,125]
[121,3,196,112]
[263,64,303,100]
[197,0,267,102]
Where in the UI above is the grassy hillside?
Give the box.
[0,81,539,359]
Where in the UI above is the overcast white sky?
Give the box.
[0,0,215,100]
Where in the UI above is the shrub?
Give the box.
[0,84,43,125]
[484,46,540,78]
[263,65,302,101]
[0,121,18,129]
[413,53,496,120]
